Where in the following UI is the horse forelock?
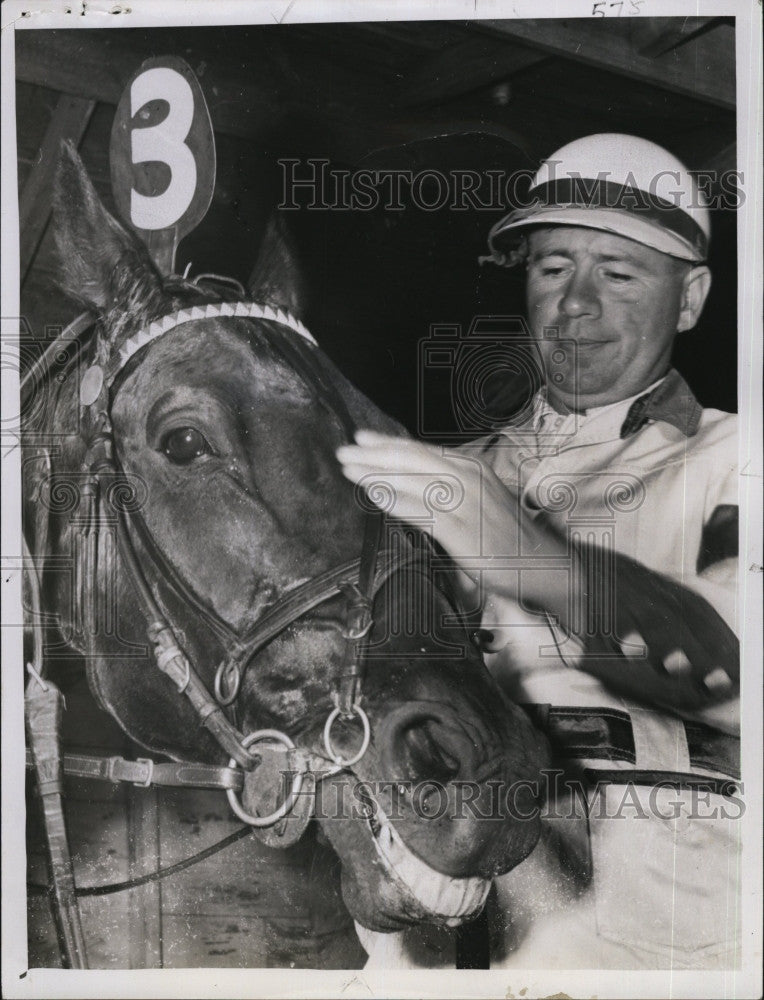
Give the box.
[97,272,248,362]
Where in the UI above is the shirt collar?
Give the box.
[528,378,665,435]
[482,369,703,452]
[530,368,702,438]
[618,368,703,438]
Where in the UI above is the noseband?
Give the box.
[51,297,441,828]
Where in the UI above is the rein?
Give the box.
[28,823,255,899]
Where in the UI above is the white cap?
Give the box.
[487,133,710,264]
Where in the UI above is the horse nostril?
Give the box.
[472,629,495,652]
[379,703,484,789]
[399,718,461,785]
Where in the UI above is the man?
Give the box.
[336,134,741,969]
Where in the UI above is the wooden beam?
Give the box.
[478,18,735,110]
[352,20,472,52]
[19,94,95,282]
[14,31,535,167]
[14,29,395,137]
[632,16,716,58]
[15,32,286,141]
[400,37,549,106]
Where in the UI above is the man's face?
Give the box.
[525,226,699,411]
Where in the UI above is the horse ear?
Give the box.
[247,213,306,319]
[53,141,166,327]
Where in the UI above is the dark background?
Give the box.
[17,19,738,441]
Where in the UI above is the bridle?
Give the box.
[25,293,457,825]
[81,298,405,805]
[22,289,470,969]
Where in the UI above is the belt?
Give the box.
[524,705,740,794]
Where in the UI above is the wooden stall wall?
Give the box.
[26,672,362,968]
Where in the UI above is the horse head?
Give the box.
[29,143,548,934]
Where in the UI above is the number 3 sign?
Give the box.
[110,56,216,275]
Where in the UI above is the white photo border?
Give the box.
[2,1,761,997]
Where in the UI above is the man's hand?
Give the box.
[579,550,739,713]
[336,430,523,587]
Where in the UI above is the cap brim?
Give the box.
[489,205,705,263]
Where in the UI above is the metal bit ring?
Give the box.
[323,704,371,768]
[226,730,304,827]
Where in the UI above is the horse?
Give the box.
[21,143,550,968]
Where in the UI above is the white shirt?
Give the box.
[465,371,738,704]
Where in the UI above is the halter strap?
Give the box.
[36,291,470,836]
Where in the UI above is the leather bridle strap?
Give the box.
[217,536,429,712]
[25,678,88,968]
[25,748,244,791]
[85,418,405,771]
[214,557,363,705]
[28,826,256,900]
[336,510,384,716]
[85,424,257,771]
[232,559,361,648]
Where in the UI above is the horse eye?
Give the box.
[160,427,212,464]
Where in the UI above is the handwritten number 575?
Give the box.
[592,0,644,14]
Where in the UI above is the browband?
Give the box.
[80,300,316,406]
